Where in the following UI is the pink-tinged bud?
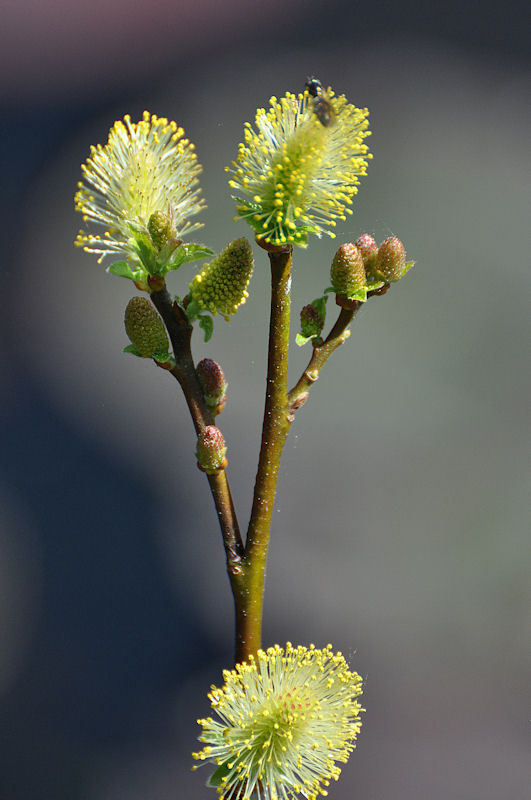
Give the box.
[196,358,228,410]
[300,303,324,339]
[355,233,379,277]
[196,425,227,473]
[376,236,406,282]
[330,243,366,298]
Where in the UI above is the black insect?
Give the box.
[304,77,335,127]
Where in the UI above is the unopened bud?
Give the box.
[300,303,325,339]
[124,297,169,357]
[196,425,227,473]
[376,236,406,282]
[148,211,175,250]
[330,243,366,298]
[355,233,379,278]
[196,358,228,410]
[189,237,254,317]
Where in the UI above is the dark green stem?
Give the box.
[234,245,293,663]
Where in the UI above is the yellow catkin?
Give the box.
[193,643,364,799]
[189,238,254,317]
[227,91,372,248]
[75,112,205,265]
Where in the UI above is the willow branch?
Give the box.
[288,305,359,407]
[149,281,244,579]
[287,285,390,409]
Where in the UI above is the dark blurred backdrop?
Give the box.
[1,1,529,798]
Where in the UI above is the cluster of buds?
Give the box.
[330,234,411,305]
[297,234,412,344]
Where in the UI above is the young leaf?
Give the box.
[346,286,368,302]
[162,243,215,273]
[198,315,214,342]
[311,295,328,319]
[296,332,316,347]
[185,298,202,322]
[179,243,215,263]
[123,343,143,357]
[155,239,185,271]
[107,261,134,279]
[207,762,232,788]
[153,351,175,367]
[131,228,158,273]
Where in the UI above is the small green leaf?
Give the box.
[207,762,232,788]
[366,279,385,292]
[346,286,368,302]
[155,239,185,271]
[163,242,216,273]
[123,343,144,357]
[234,196,262,214]
[180,243,215,263]
[107,260,134,279]
[311,295,328,319]
[326,284,368,302]
[296,332,314,346]
[296,222,321,236]
[402,260,416,277]
[153,351,175,366]
[131,228,158,273]
[185,297,202,322]
[198,315,214,342]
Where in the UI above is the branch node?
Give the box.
[287,391,310,423]
[172,299,189,325]
[147,274,166,293]
[197,456,228,475]
[335,294,361,310]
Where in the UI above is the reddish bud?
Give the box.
[300,304,324,339]
[376,236,406,282]
[355,233,379,277]
[196,358,228,410]
[196,426,227,473]
[330,243,366,298]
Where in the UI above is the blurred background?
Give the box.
[1,1,529,798]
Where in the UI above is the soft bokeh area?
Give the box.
[1,1,529,798]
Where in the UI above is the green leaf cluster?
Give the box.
[234,197,320,248]
[107,231,214,285]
